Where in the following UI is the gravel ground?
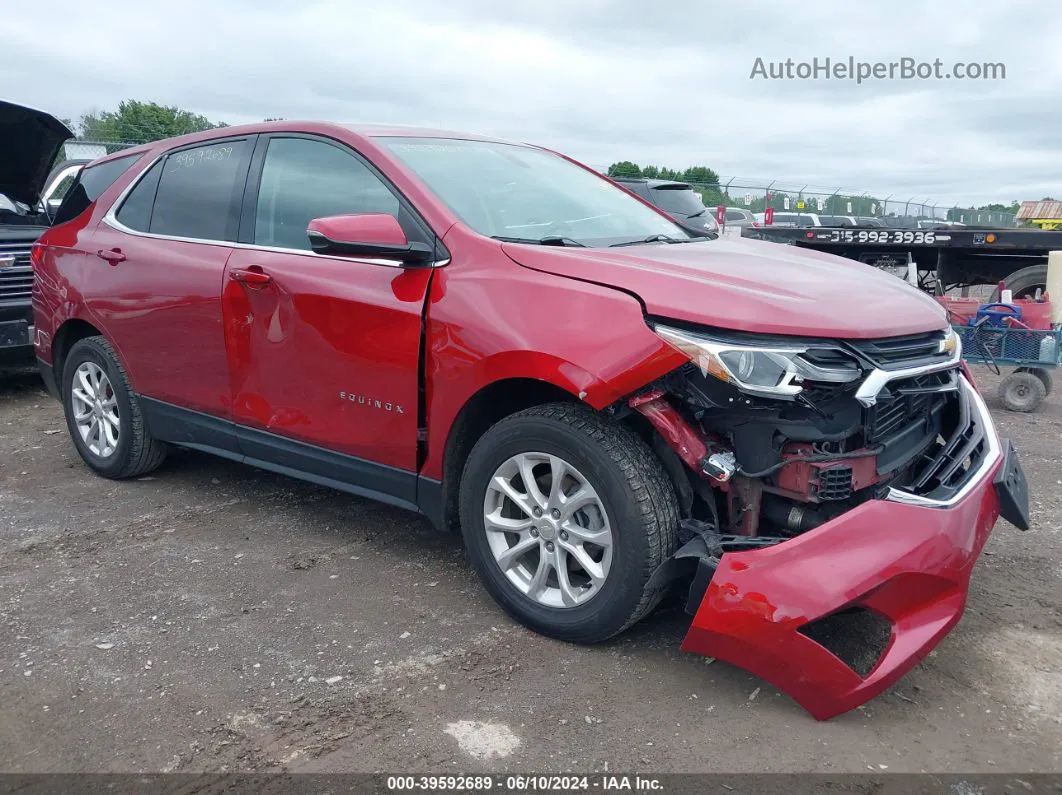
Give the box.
[0,365,1059,774]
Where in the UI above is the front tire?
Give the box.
[459,403,679,643]
[61,336,167,478]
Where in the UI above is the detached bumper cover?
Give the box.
[682,423,1029,721]
[682,479,1001,719]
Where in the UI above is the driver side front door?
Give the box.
[222,134,437,507]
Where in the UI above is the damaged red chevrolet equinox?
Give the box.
[31,122,1029,720]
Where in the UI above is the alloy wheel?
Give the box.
[483,452,613,608]
[71,362,120,458]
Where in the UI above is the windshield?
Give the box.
[379,137,691,246]
[650,185,706,217]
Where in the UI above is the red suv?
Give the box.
[31,122,1028,720]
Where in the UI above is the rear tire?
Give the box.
[61,336,167,478]
[459,403,679,644]
[989,264,1048,301]
[998,371,1046,413]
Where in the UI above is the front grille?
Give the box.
[0,244,33,302]
[847,330,949,370]
[865,370,956,445]
[905,385,988,501]
[867,392,931,443]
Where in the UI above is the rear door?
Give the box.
[222,134,435,499]
[91,136,254,439]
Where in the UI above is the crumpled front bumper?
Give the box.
[681,372,1035,724]
[681,473,1004,720]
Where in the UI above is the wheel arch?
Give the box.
[52,318,105,394]
[431,376,581,533]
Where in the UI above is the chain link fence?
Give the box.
[63,139,140,160]
[674,176,1017,228]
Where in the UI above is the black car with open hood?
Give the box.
[0,100,73,208]
[1,100,73,369]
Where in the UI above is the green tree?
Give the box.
[607,161,642,178]
[681,166,720,186]
[79,100,227,144]
[640,165,660,179]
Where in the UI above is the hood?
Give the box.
[502,236,947,339]
[0,100,74,206]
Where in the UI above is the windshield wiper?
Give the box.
[610,234,686,247]
[492,235,586,247]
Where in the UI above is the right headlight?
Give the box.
[653,324,861,399]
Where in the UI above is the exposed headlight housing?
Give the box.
[653,324,861,399]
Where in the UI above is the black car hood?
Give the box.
[0,100,73,206]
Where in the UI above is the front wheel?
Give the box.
[459,403,679,644]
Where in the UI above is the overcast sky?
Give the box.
[4,0,1060,207]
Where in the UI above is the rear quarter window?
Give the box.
[53,153,144,225]
[115,160,164,232]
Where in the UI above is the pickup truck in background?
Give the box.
[743,222,1057,299]
[0,100,79,369]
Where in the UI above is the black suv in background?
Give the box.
[0,101,74,368]
[612,178,718,235]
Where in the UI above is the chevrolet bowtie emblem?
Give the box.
[0,255,14,271]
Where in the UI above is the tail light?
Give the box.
[30,242,44,270]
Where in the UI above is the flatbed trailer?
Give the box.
[741,225,1060,298]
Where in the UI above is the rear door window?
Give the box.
[53,153,143,225]
[149,140,252,241]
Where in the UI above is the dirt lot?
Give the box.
[1,365,1059,774]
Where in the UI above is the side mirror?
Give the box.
[306,214,433,265]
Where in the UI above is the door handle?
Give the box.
[230,268,273,288]
[97,248,127,265]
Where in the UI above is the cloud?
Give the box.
[2,0,1058,206]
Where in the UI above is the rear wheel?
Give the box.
[459,403,679,643]
[61,336,167,478]
[998,371,1046,413]
[989,264,1049,301]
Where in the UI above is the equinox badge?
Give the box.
[339,391,404,414]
